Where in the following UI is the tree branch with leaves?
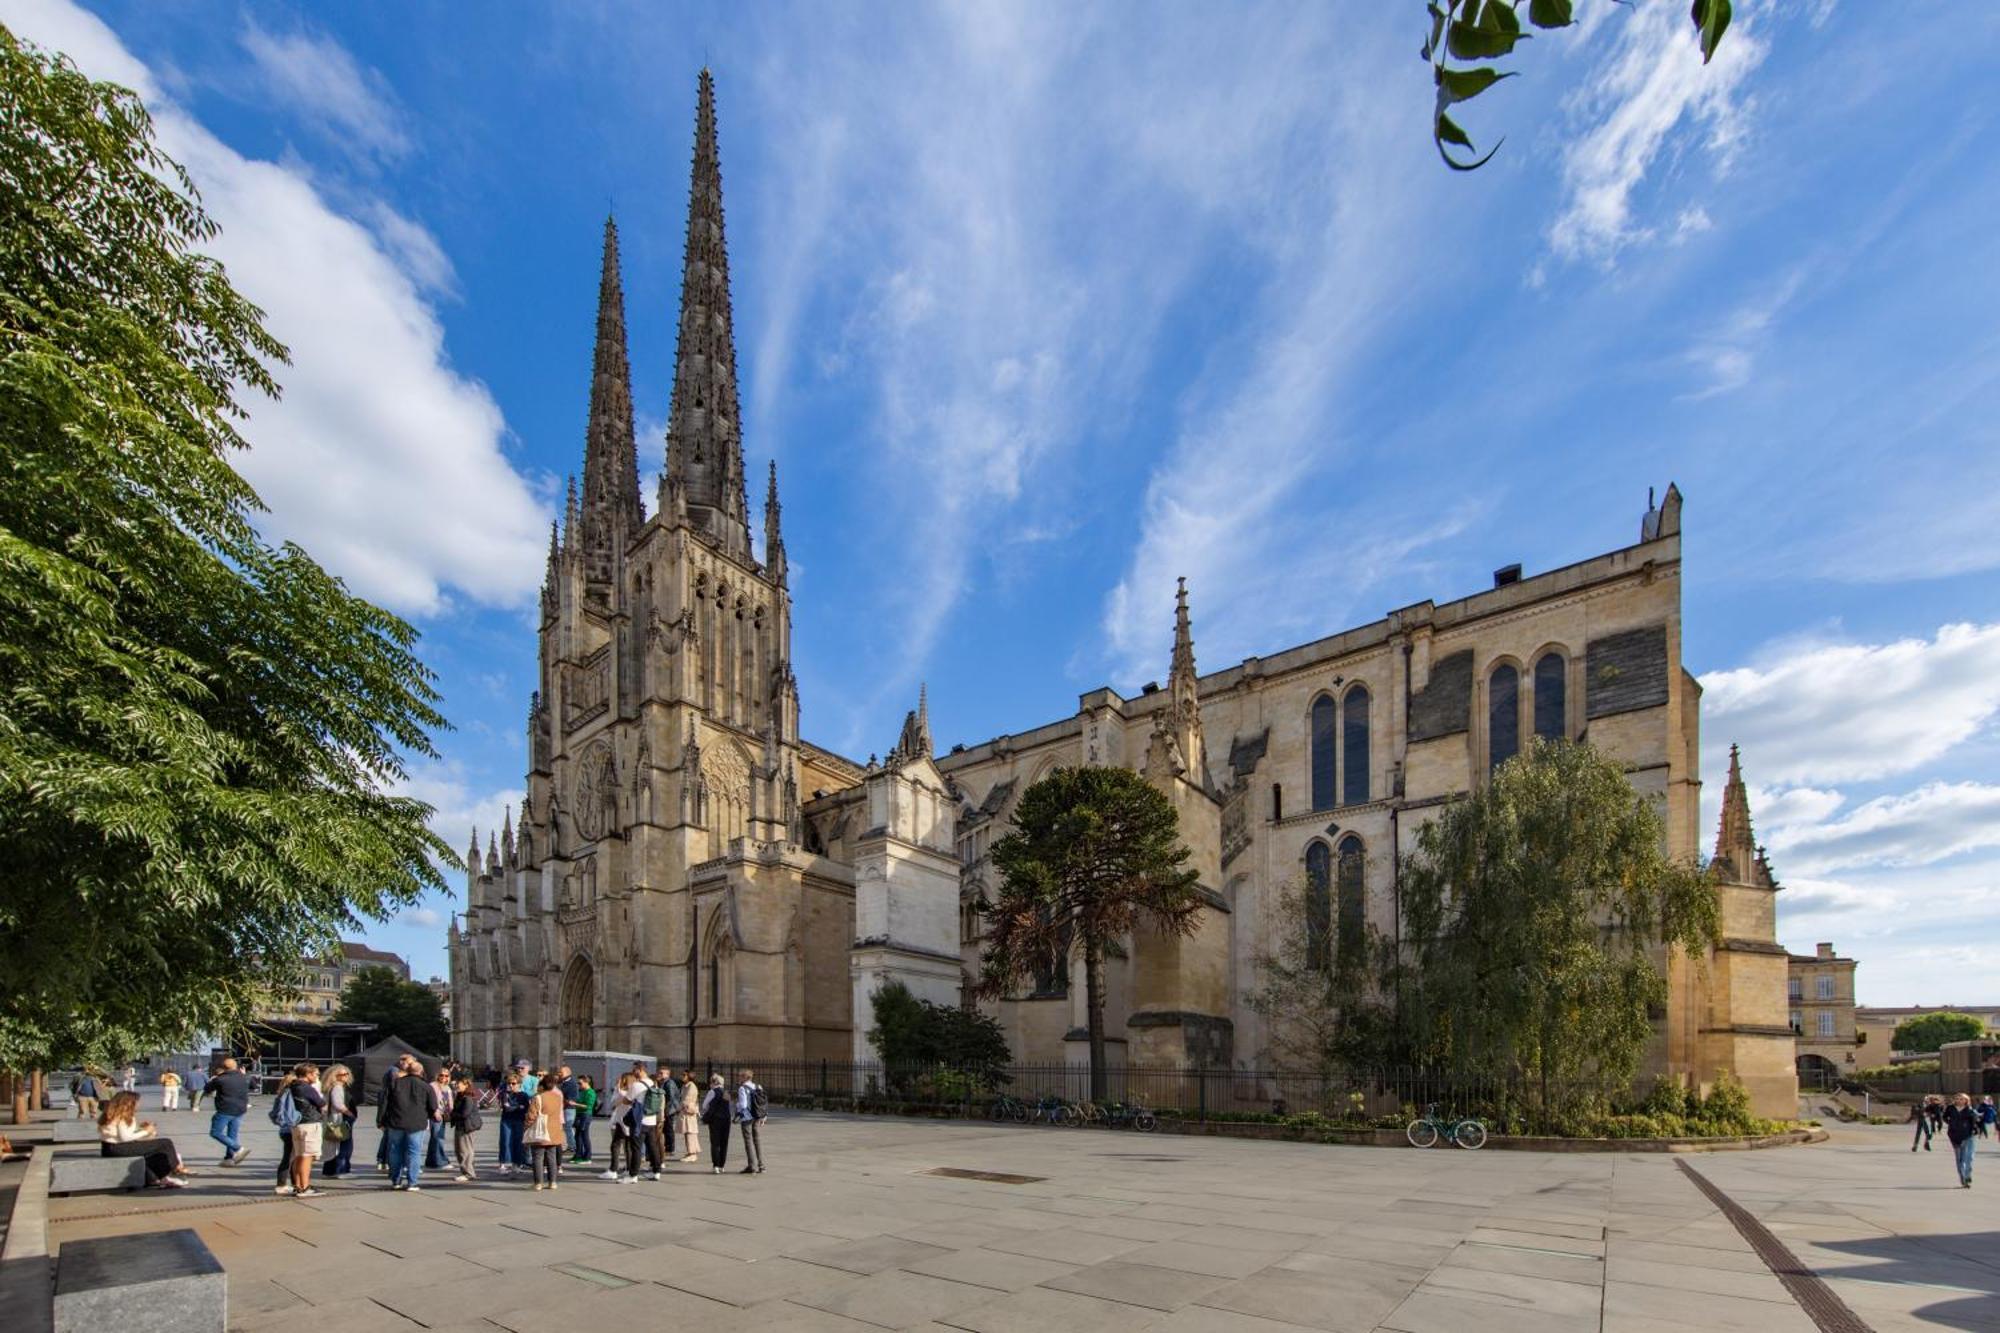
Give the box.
[1428,0,1734,169]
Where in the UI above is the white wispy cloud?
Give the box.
[5,0,550,616]
[1548,0,1767,263]
[1701,623,2000,787]
[239,17,409,166]
[1775,782,2000,876]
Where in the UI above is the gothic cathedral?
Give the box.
[448,72,1799,1117]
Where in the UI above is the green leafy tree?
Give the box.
[1244,876,1395,1075]
[977,766,1202,1100]
[334,968,449,1054]
[1891,1012,1985,1055]
[0,28,452,1076]
[866,981,1012,1092]
[1426,0,1735,169]
[1394,741,1719,1121]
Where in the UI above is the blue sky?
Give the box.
[9,0,1998,1003]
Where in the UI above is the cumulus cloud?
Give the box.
[395,906,446,929]
[1701,623,2000,787]
[4,0,549,616]
[239,18,409,166]
[1548,0,1766,263]
[1775,782,2000,876]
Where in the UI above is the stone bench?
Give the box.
[47,1157,147,1195]
[54,1230,223,1333]
[50,1122,98,1144]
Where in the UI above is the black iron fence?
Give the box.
[685,1057,1629,1134]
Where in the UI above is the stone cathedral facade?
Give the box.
[448,73,1798,1116]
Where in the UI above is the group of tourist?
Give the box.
[85,1053,771,1196]
[1908,1092,1996,1188]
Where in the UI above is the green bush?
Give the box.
[1855,1060,1938,1081]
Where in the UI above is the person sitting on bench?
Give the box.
[98,1091,188,1189]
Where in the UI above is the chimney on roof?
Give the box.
[1817,942,1835,959]
[1493,563,1522,587]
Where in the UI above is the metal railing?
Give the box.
[679,1057,1628,1133]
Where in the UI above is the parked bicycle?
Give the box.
[1406,1103,1486,1149]
[987,1093,1028,1123]
[1030,1093,1072,1126]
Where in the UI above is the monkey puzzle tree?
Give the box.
[0,27,452,1076]
[977,766,1202,1101]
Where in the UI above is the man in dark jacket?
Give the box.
[382,1061,439,1191]
[206,1059,252,1165]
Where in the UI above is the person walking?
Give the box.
[526,1075,566,1191]
[120,1064,137,1094]
[449,1075,483,1181]
[1911,1098,1936,1152]
[322,1065,359,1178]
[426,1067,454,1172]
[160,1068,182,1111]
[1979,1096,1996,1142]
[570,1075,597,1166]
[98,1091,187,1189]
[73,1070,101,1121]
[677,1070,701,1164]
[699,1074,732,1174]
[283,1063,327,1199]
[734,1069,767,1174]
[497,1071,530,1175]
[206,1059,251,1165]
[186,1065,208,1113]
[381,1059,438,1191]
[1946,1093,1981,1188]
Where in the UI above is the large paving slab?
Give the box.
[35,1107,2000,1330]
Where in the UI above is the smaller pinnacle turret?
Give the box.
[1714,743,1774,887]
[764,459,787,580]
[890,682,933,765]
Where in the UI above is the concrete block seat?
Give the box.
[48,1157,148,1194]
[50,1121,99,1144]
[54,1229,224,1333]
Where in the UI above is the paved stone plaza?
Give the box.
[39,1110,2000,1332]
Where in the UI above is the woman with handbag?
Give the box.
[321,1065,359,1177]
[524,1076,566,1191]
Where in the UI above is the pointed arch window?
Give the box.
[1342,686,1371,806]
[1534,652,1567,742]
[1310,696,1338,812]
[1304,841,1332,972]
[1336,835,1365,963]
[1489,664,1520,773]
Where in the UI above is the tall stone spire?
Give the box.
[890,683,932,765]
[1713,743,1772,887]
[580,216,641,599]
[664,68,751,556]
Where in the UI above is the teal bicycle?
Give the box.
[1406,1103,1487,1149]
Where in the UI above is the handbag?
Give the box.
[325,1118,349,1142]
[526,1106,549,1143]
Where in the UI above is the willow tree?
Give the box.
[978,766,1201,1100]
[0,27,452,1076]
[1396,740,1719,1122]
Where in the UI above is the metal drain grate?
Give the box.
[921,1167,1046,1185]
[1675,1160,1873,1333]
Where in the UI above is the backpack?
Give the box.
[644,1085,667,1118]
[749,1084,768,1119]
[270,1085,302,1130]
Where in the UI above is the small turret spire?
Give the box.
[889,682,933,766]
[501,805,514,862]
[562,475,579,554]
[1165,578,1206,786]
[763,458,787,581]
[1714,743,1772,887]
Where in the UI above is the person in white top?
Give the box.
[600,1073,641,1183]
[159,1069,181,1110]
[97,1091,186,1188]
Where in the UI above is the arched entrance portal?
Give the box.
[559,956,595,1053]
[1796,1053,1838,1092]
